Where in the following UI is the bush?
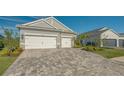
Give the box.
[11,50,20,56]
[82,46,104,52]
[74,44,82,48]
[0,48,10,56]
[0,40,4,50]
[12,48,23,56]
[16,47,23,52]
[0,47,23,56]
[74,38,83,48]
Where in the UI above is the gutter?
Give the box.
[16,25,77,35]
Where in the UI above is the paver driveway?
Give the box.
[4,48,124,76]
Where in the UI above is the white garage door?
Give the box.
[61,37,72,48]
[25,36,57,49]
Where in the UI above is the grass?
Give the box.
[93,48,124,58]
[0,48,22,75]
[0,56,17,75]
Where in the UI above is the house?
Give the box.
[17,17,76,49]
[81,27,124,48]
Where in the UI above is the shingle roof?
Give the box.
[119,33,124,35]
[81,27,124,37]
[81,27,109,35]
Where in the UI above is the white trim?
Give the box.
[22,19,43,26]
[21,17,57,29]
[17,26,76,34]
[111,29,120,36]
[22,17,52,26]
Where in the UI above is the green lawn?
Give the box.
[0,56,17,75]
[93,48,124,58]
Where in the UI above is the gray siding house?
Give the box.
[81,27,124,48]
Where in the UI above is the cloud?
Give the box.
[0,16,27,23]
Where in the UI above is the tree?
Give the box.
[0,27,21,56]
[79,34,88,39]
[2,27,19,55]
[0,39,3,47]
[3,28,14,49]
[78,34,89,46]
[13,32,20,48]
[0,37,4,50]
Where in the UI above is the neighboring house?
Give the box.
[81,27,124,48]
[17,17,76,49]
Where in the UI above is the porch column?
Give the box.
[116,39,119,47]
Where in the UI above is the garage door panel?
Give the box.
[25,36,56,49]
[43,37,56,48]
[61,37,71,48]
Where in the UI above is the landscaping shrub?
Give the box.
[82,46,94,51]
[82,46,103,52]
[74,44,82,48]
[74,39,82,48]
[0,48,10,56]
[11,49,20,56]
[16,47,23,52]
[0,40,4,50]
[11,48,23,56]
[0,47,23,56]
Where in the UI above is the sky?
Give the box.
[0,16,124,35]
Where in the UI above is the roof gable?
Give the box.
[22,19,55,29]
[83,27,119,36]
[21,17,74,32]
[101,29,119,39]
[81,27,121,39]
[44,17,74,32]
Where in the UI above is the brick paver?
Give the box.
[4,48,124,76]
